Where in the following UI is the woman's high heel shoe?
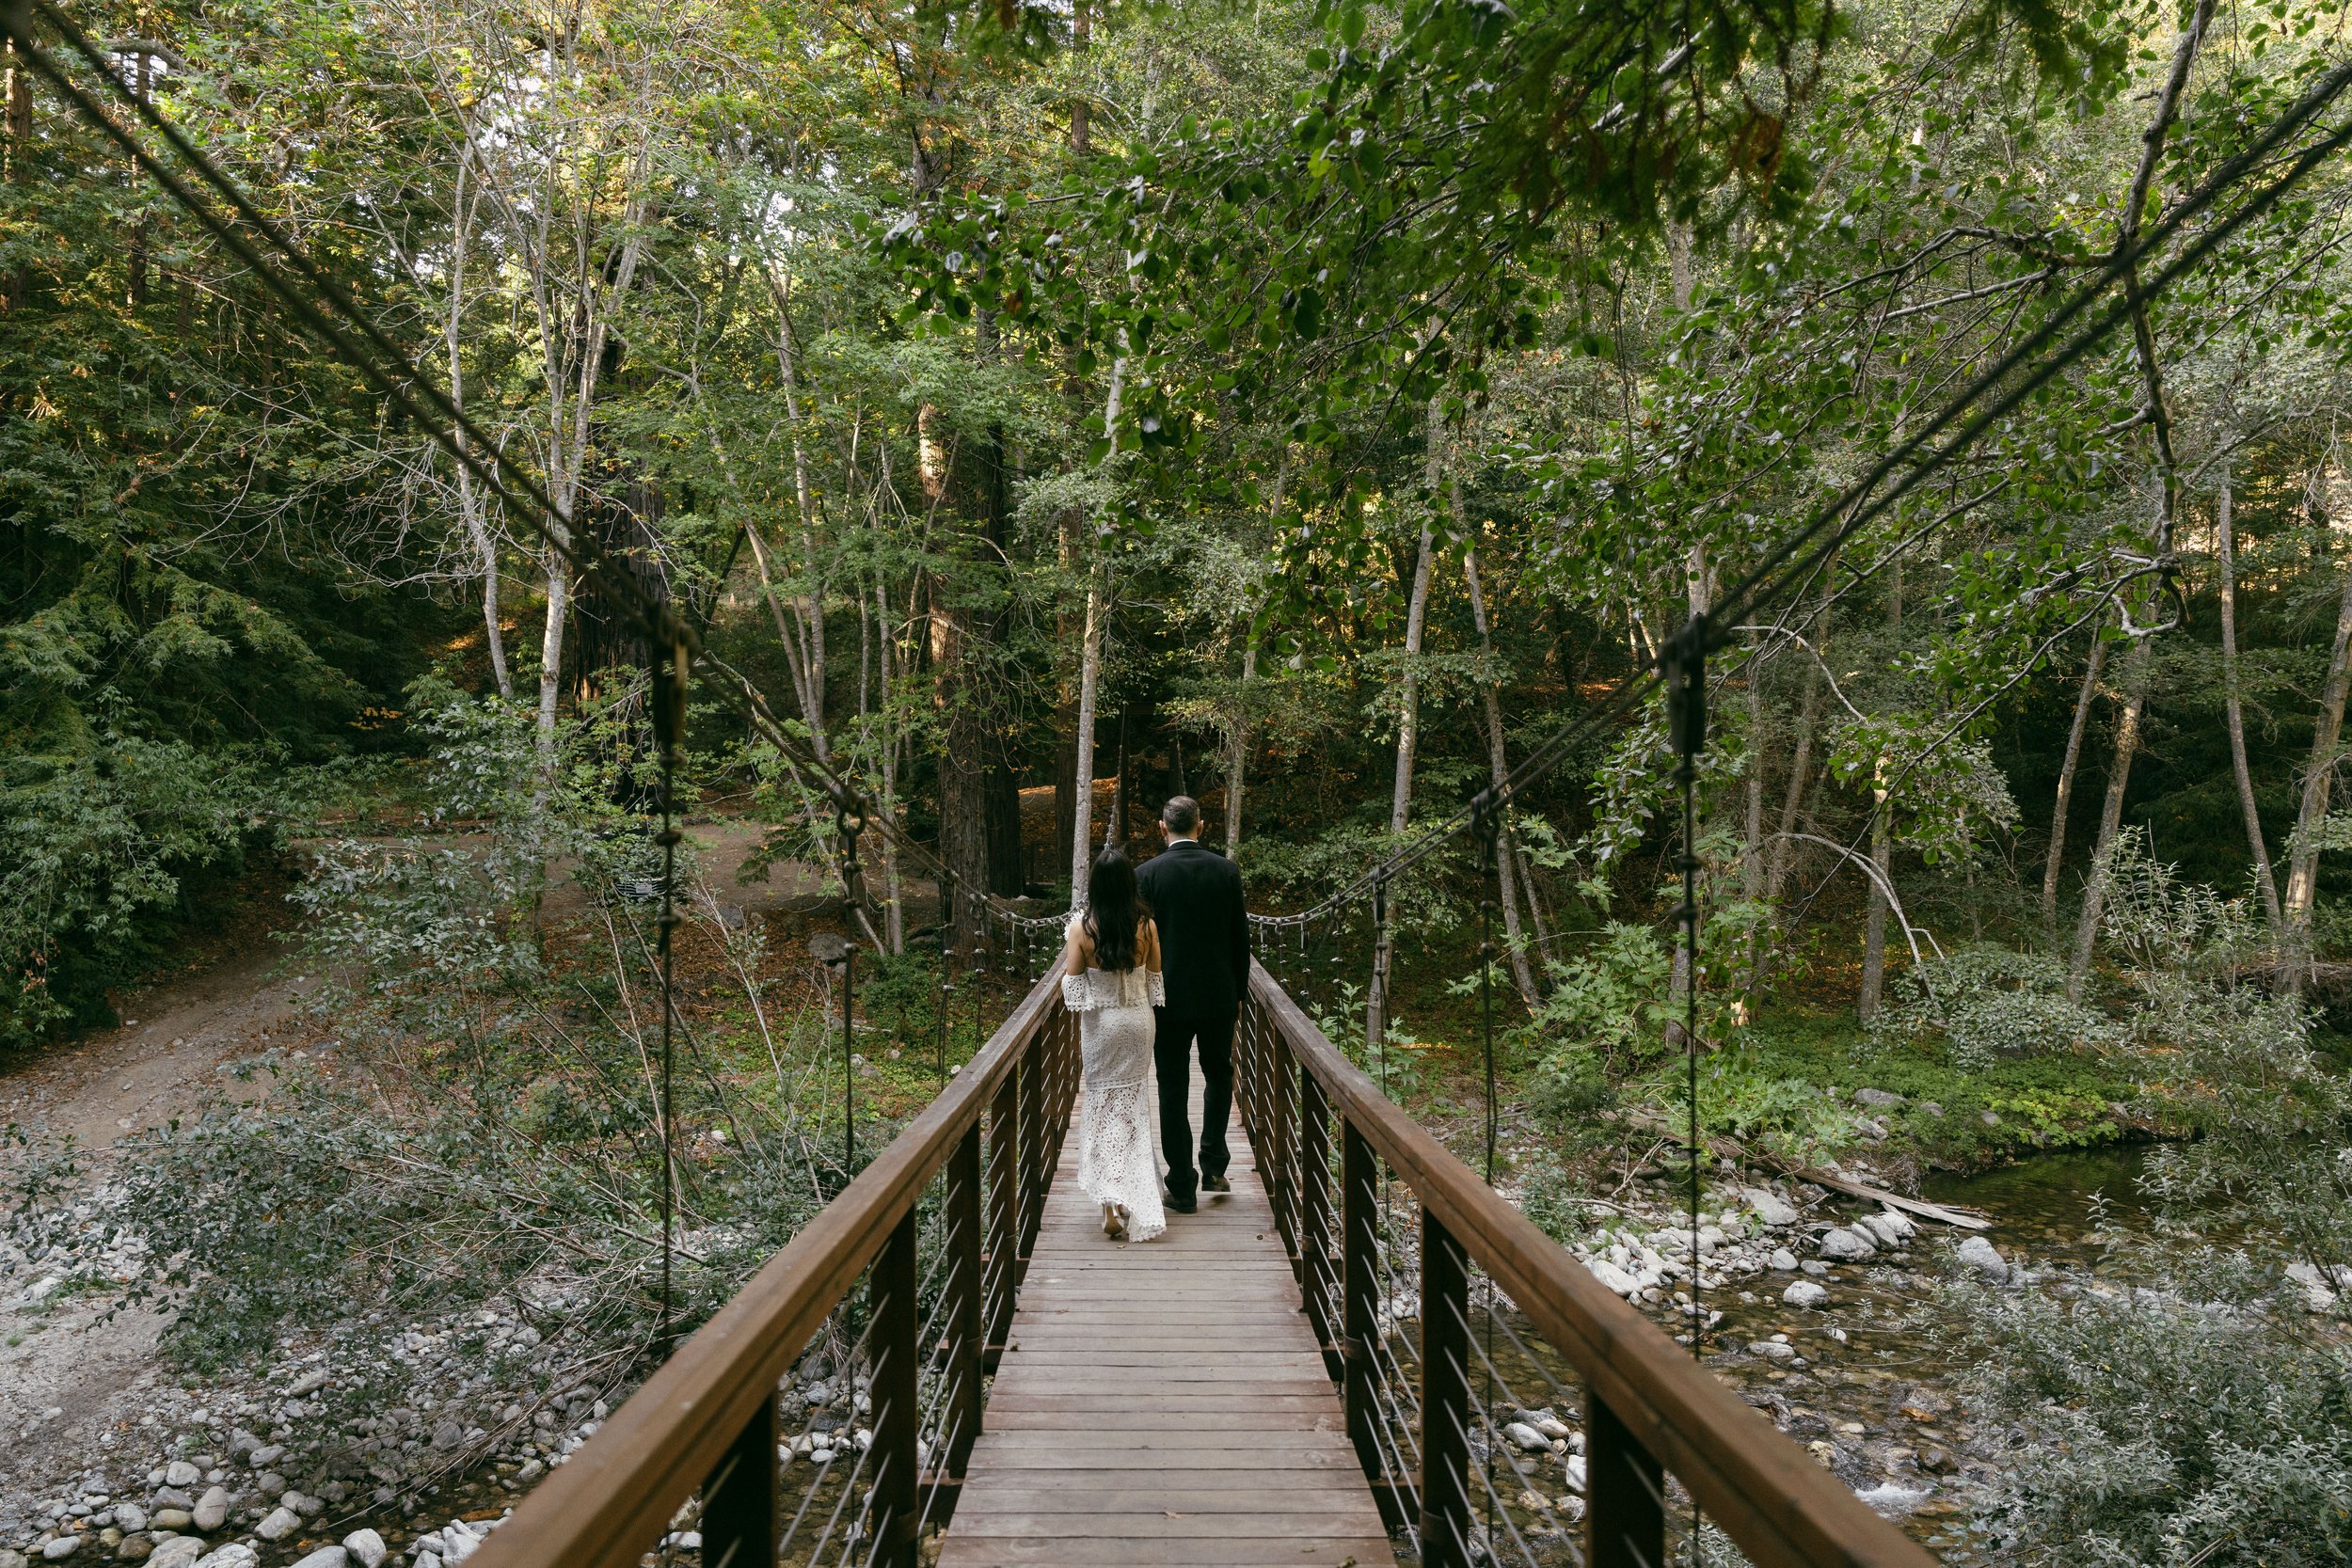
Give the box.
[1103,1203,1128,1241]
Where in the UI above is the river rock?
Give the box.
[340,1532,385,1568]
[0,1550,24,1568]
[162,1467,199,1493]
[143,1544,202,1568]
[1521,1411,1573,1441]
[191,1548,257,1568]
[149,1492,192,1513]
[147,1514,190,1534]
[1852,1087,1905,1110]
[112,1511,146,1538]
[1782,1280,1829,1308]
[2286,1262,2338,1311]
[254,1509,299,1542]
[1749,1339,1796,1361]
[189,1492,227,1534]
[1740,1187,1800,1227]
[41,1539,81,1561]
[1955,1236,2008,1281]
[288,1550,348,1568]
[1818,1227,1876,1261]
[1585,1259,1642,1297]
[115,1539,153,1562]
[1503,1422,1549,1454]
[1769,1248,1799,1271]
[413,1555,442,1568]
[1854,1212,1911,1249]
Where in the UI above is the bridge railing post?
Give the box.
[944,1122,984,1481]
[698,1386,778,1568]
[1419,1206,1470,1568]
[983,1063,1019,1365]
[870,1208,920,1568]
[1015,1038,1043,1271]
[1587,1390,1667,1568]
[1338,1117,1401,1526]
[1298,1063,1332,1358]
[1267,1023,1296,1255]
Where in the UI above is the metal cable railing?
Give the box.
[466,968,1076,1568]
[1235,965,1934,1568]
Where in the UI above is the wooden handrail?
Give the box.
[1246,964,1936,1568]
[469,966,1066,1568]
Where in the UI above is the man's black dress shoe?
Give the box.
[1165,1189,1198,1214]
[1201,1173,1232,1194]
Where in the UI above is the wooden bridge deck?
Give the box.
[938,1083,1397,1568]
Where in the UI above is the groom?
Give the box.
[1136,796,1251,1214]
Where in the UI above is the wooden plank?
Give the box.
[976,1410,1350,1431]
[951,1490,1383,1516]
[936,1538,1393,1567]
[946,1514,1383,1539]
[941,1086,1396,1568]
[962,1448,1359,1468]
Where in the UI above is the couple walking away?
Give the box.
[1057,796,1251,1243]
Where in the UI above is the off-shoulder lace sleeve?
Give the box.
[1060,972,1096,1012]
[1148,969,1166,1006]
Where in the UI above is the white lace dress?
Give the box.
[1060,927,1168,1243]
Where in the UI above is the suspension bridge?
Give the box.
[459,957,1935,1568]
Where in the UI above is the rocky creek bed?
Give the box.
[4,1130,2323,1568]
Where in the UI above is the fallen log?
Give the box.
[1624,1111,1992,1230]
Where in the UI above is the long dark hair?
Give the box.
[1084,847,1149,971]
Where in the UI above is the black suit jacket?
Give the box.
[1136,839,1251,1020]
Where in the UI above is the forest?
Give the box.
[5,0,2352,1564]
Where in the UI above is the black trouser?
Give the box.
[1153,1006,1235,1202]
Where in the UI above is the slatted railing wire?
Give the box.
[1238,971,1933,1568]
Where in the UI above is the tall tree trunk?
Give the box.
[1109,705,1130,852]
[2043,630,2107,944]
[2283,546,2352,974]
[1857,757,1894,1022]
[1068,0,1091,154]
[1463,541,1539,1010]
[1370,427,1440,1058]
[127,51,151,308]
[1066,349,1124,903]
[1859,572,1901,1021]
[2064,0,2209,994]
[3,39,29,313]
[1736,634,1767,1016]
[2069,635,2153,1000]
[1226,638,1257,857]
[771,286,830,761]
[1224,450,1285,858]
[920,404,991,953]
[876,578,904,954]
[445,144,510,699]
[1388,518,1437,834]
[1764,662,1823,907]
[2217,465,2283,928]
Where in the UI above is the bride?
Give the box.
[1058,847,1168,1243]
